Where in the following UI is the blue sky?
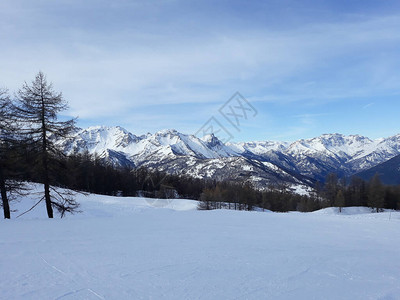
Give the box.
[1,0,400,142]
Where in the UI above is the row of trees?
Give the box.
[42,152,212,200]
[320,173,398,212]
[198,182,322,212]
[198,173,400,212]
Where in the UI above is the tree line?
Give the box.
[198,181,320,212]
[198,172,400,212]
[319,173,399,213]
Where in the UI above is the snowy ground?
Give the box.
[1,187,400,299]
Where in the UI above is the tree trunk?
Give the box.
[44,182,53,218]
[42,145,53,218]
[0,169,10,219]
[41,97,53,219]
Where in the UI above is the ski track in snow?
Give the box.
[1,187,400,299]
[40,256,105,300]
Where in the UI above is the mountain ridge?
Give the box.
[59,126,400,189]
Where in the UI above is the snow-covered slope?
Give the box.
[2,189,400,299]
[59,127,400,186]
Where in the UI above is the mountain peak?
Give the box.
[201,133,222,147]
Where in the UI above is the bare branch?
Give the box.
[16,196,45,218]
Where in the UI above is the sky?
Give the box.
[1,0,400,142]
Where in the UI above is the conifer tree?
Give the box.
[15,72,79,218]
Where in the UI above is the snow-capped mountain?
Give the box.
[59,126,400,188]
[283,133,400,180]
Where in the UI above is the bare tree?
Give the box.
[0,88,12,218]
[335,189,345,213]
[368,173,385,213]
[0,88,31,219]
[15,72,79,218]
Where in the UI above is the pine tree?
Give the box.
[15,72,79,218]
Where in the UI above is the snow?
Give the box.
[230,140,289,155]
[262,161,282,171]
[2,187,400,299]
[291,184,312,196]
[286,133,395,163]
[70,127,239,163]
[313,206,400,217]
[242,165,253,171]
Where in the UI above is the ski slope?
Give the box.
[1,188,400,299]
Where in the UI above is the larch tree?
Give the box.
[324,173,339,206]
[334,189,345,213]
[0,88,30,219]
[367,173,385,213]
[15,72,79,218]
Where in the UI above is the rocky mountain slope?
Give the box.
[355,153,400,185]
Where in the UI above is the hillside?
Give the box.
[356,154,400,185]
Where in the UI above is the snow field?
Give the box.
[1,190,400,299]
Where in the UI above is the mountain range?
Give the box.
[59,126,400,191]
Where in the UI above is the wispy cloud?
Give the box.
[363,103,374,109]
